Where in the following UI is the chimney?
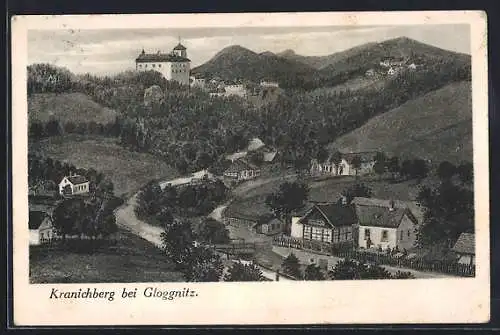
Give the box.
[389,199,395,211]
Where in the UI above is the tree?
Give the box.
[52,198,86,241]
[198,218,230,245]
[316,146,329,163]
[135,180,163,218]
[160,219,195,268]
[329,259,363,280]
[45,119,62,136]
[387,156,400,180]
[393,271,415,279]
[351,156,362,177]
[304,264,325,280]
[411,159,429,183]
[281,253,302,278]
[331,151,342,175]
[341,183,373,204]
[456,162,473,185]
[416,182,474,248]
[400,160,413,180]
[266,181,309,233]
[223,262,265,282]
[437,161,456,181]
[183,246,224,282]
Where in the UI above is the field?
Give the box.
[29,229,184,283]
[30,135,179,197]
[227,174,438,219]
[28,92,118,124]
[330,81,473,164]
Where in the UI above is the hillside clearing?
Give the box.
[29,229,184,283]
[29,135,178,197]
[330,81,472,164]
[28,92,118,124]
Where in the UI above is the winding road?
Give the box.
[115,171,297,281]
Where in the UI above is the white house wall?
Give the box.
[358,225,398,250]
[290,216,303,239]
[396,214,418,250]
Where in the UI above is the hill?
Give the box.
[28,92,118,124]
[192,37,470,90]
[329,81,472,164]
[191,45,317,84]
[29,135,179,197]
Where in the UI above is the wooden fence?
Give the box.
[272,236,475,277]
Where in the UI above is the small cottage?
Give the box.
[29,211,55,245]
[58,174,90,196]
[223,159,261,182]
[253,216,286,236]
[310,151,376,177]
[355,199,419,251]
[452,232,475,266]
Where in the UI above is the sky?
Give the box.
[28,24,470,75]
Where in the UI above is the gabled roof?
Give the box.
[224,159,258,174]
[352,197,424,224]
[136,52,190,63]
[355,204,416,228]
[223,206,272,223]
[299,203,357,227]
[341,151,378,164]
[452,233,475,255]
[173,43,187,50]
[65,175,88,185]
[29,211,48,230]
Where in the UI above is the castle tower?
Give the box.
[173,37,187,58]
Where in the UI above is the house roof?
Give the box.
[224,159,258,174]
[222,206,272,223]
[136,52,190,63]
[355,203,417,228]
[29,211,48,230]
[341,151,378,164]
[173,43,187,50]
[66,175,89,185]
[299,203,358,227]
[352,197,424,224]
[452,233,475,255]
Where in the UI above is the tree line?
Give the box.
[28,62,471,175]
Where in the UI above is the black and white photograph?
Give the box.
[12,11,489,325]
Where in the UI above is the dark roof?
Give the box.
[352,197,424,224]
[29,211,47,230]
[173,43,187,50]
[223,206,272,223]
[299,203,357,227]
[355,204,416,228]
[136,53,190,63]
[67,175,88,185]
[452,233,475,255]
[224,159,258,174]
[341,151,378,164]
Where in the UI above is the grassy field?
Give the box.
[228,174,437,218]
[330,81,472,164]
[28,92,118,124]
[30,135,179,197]
[29,229,184,283]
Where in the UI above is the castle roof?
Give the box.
[136,52,190,63]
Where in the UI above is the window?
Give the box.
[323,229,332,242]
[364,229,371,240]
[400,230,404,240]
[158,64,162,68]
[381,230,389,242]
[408,230,411,237]
[312,227,322,241]
[304,226,312,240]
[145,64,148,68]
[152,64,156,68]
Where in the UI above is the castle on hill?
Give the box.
[135,40,190,86]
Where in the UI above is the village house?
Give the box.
[290,202,358,248]
[190,75,206,89]
[260,81,279,88]
[222,208,284,235]
[29,210,55,245]
[224,83,247,98]
[452,232,475,266]
[355,198,419,251]
[310,151,376,177]
[223,159,261,182]
[58,174,90,196]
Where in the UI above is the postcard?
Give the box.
[11,11,489,325]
